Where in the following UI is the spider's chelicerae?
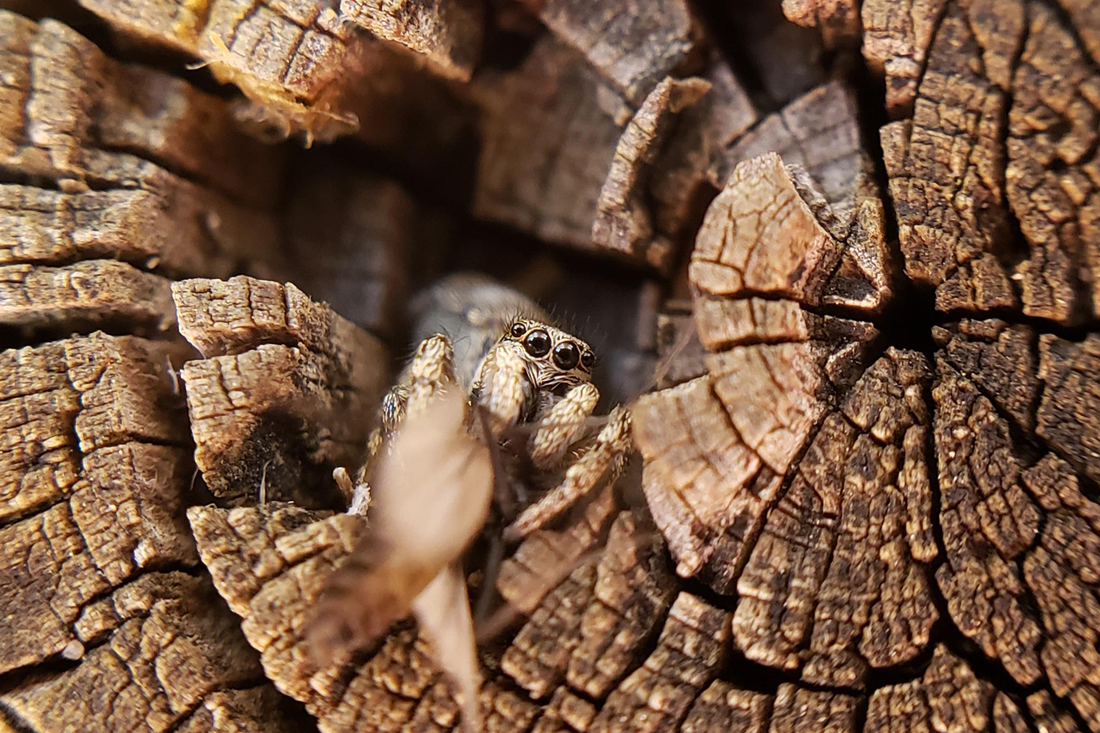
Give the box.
[340,274,633,542]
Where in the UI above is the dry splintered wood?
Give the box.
[592,76,711,270]
[473,38,626,253]
[0,260,175,336]
[0,571,267,733]
[187,502,553,732]
[0,333,197,676]
[635,151,890,595]
[173,276,388,506]
[881,0,1100,323]
[710,81,876,231]
[75,0,472,156]
[782,0,861,49]
[0,11,281,204]
[339,0,483,81]
[475,38,759,268]
[7,0,1100,730]
[523,0,706,104]
[0,181,279,281]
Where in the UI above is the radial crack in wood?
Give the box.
[0,334,197,676]
[0,571,266,733]
[865,645,994,732]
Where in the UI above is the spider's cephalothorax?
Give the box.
[497,318,596,396]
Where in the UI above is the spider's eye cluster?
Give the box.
[523,329,552,357]
[552,342,579,369]
[509,321,527,338]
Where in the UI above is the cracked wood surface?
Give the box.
[173,276,388,507]
[3,0,1100,731]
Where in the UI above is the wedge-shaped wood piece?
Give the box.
[932,356,1042,686]
[525,0,705,104]
[174,276,388,506]
[0,572,267,733]
[566,510,676,698]
[0,182,277,280]
[0,261,175,337]
[732,350,937,688]
[875,2,1029,316]
[340,0,483,81]
[593,76,710,270]
[1022,455,1100,727]
[189,503,540,731]
[711,82,875,232]
[1007,2,1100,323]
[497,484,617,615]
[694,152,893,322]
[74,0,471,156]
[861,0,949,118]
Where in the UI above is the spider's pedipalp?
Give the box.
[504,405,633,541]
[475,339,535,439]
[527,382,599,471]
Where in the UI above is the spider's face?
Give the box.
[501,319,595,395]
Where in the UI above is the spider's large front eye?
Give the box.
[523,329,551,357]
[553,341,579,369]
[509,322,526,338]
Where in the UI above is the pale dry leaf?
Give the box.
[412,564,483,732]
[306,389,493,667]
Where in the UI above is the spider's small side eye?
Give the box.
[580,350,595,369]
[553,342,579,369]
[523,329,551,357]
[509,322,527,338]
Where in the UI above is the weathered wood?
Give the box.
[173,276,388,507]
[783,0,861,49]
[473,38,625,254]
[75,0,472,161]
[4,0,1100,730]
[522,0,706,105]
[0,11,281,203]
[1,572,266,733]
[592,76,710,269]
[340,0,483,81]
[281,160,421,341]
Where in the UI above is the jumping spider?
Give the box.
[340,276,633,543]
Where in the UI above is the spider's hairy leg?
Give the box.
[504,405,633,541]
[405,334,459,416]
[475,339,534,439]
[345,334,459,513]
[527,382,599,470]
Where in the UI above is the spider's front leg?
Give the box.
[338,334,459,514]
[504,403,633,542]
[471,339,536,439]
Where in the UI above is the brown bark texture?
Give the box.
[1,0,1099,731]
